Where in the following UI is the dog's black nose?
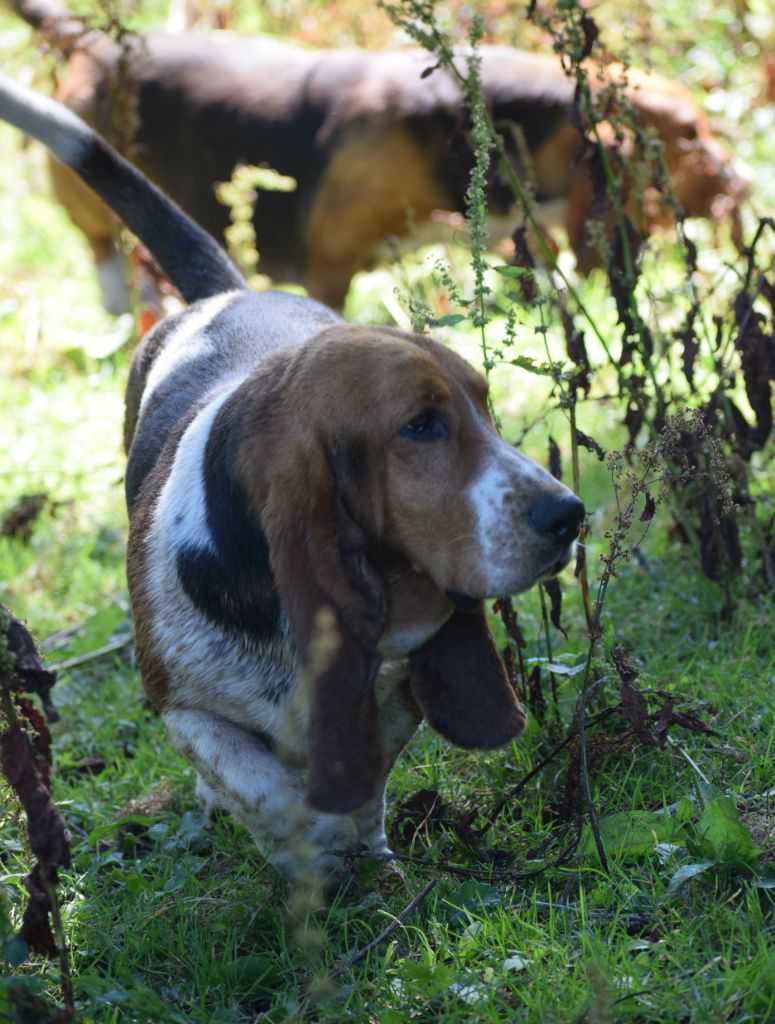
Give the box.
[528,494,585,542]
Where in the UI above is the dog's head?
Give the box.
[232,325,584,812]
[565,64,749,272]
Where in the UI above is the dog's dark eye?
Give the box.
[399,410,448,441]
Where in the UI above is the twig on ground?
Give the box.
[55,634,133,671]
[530,899,651,930]
[328,879,437,980]
[477,706,619,837]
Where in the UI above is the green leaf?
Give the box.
[507,356,561,377]
[502,954,530,972]
[176,811,210,843]
[508,356,540,373]
[579,811,683,862]
[494,265,531,277]
[545,663,585,676]
[449,881,503,911]
[751,876,775,890]
[697,797,759,867]
[667,860,718,894]
[431,314,467,327]
[0,975,46,995]
[673,797,695,823]
[220,955,278,995]
[123,872,152,896]
[88,815,156,844]
[698,782,724,806]
[2,935,29,967]
[400,961,455,996]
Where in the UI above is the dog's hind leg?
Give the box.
[163,708,361,880]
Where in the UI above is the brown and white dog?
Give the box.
[15,0,746,314]
[0,71,585,880]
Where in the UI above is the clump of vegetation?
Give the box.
[215,164,297,290]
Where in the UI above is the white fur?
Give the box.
[164,707,362,875]
[380,618,452,659]
[161,659,417,877]
[145,386,297,740]
[0,72,89,167]
[469,425,574,595]
[139,292,237,413]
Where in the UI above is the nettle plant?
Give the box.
[378,0,774,867]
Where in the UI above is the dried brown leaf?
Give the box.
[526,664,546,725]
[389,788,447,848]
[561,308,591,394]
[619,683,658,747]
[543,578,567,638]
[653,694,714,747]
[0,492,50,543]
[0,727,70,868]
[579,13,600,59]
[2,606,59,722]
[548,437,562,481]
[611,645,640,685]
[640,490,656,523]
[576,430,605,460]
[511,226,536,302]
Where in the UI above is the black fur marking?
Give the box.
[331,438,369,483]
[76,133,245,303]
[136,69,331,283]
[176,395,281,647]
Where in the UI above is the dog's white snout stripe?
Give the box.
[468,428,578,594]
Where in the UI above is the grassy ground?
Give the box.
[1,1,774,1022]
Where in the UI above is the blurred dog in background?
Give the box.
[14,0,747,313]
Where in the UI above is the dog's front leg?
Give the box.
[163,708,361,881]
[350,678,422,857]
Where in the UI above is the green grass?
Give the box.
[1,0,774,1021]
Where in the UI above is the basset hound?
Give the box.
[0,71,585,882]
[14,0,746,314]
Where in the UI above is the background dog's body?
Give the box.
[15,0,745,311]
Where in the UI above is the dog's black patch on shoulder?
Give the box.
[176,397,281,645]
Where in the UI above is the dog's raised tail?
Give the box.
[0,72,246,304]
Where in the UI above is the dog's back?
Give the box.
[124,290,340,510]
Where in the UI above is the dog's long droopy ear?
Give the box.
[408,605,526,748]
[262,449,386,815]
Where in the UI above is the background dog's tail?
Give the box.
[11,0,89,57]
[0,72,246,304]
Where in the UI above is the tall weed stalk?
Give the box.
[380,0,773,866]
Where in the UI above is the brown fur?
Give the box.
[125,408,201,711]
[409,603,526,748]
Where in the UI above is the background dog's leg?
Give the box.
[163,708,361,879]
[48,159,130,315]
